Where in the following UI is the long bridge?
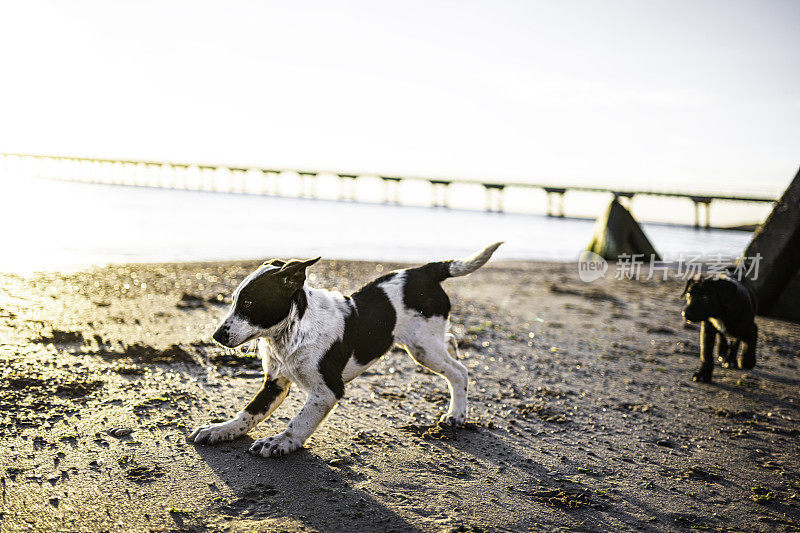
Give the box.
[0,152,777,229]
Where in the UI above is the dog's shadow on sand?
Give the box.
[192,422,697,532]
[193,436,419,532]
[406,423,714,532]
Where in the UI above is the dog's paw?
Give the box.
[249,433,302,457]
[737,355,756,370]
[439,412,466,428]
[692,371,713,383]
[188,421,244,445]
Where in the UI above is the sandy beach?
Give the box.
[1,258,799,532]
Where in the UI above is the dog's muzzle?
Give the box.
[213,325,232,347]
[681,309,699,323]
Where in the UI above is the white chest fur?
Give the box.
[257,288,350,388]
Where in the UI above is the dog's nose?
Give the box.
[212,327,228,345]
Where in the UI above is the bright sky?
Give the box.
[1,0,798,194]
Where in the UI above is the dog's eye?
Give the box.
[241,299,253,309]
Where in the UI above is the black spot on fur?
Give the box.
[402,264,451,318]
[245,379,285,415]
[293,288,308,322]
[348,281,397,365]
[318,340,349,399]
[420,260,454,282]
[318,277,398,397]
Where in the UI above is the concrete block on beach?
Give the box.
[586,198,661,261]
[740,166,800,321]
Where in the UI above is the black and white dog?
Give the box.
[189,242,502,457]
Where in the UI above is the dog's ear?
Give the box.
[262,258,286,268]
[281,257,321,273]
[681,277,696,297]
[278,257,321,288]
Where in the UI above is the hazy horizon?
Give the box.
[1,1,798,196]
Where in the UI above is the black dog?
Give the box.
[681,274,758,383]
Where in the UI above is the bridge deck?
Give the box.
[1,153,777,207]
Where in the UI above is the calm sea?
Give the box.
[0,176,753,272]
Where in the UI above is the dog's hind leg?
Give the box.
[738,324,757,370]
[406,341,469,426]
[189,376,291,445]
[445,332,459,360]
[722,339,740,368]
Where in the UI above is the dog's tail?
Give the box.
[448,242,503,277]
[425,242,503,281]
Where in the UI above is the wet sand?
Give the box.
[1,259,799,532]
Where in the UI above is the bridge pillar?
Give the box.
[197,165,214,191]
[166,164,175,189]
[297,172,317,199]
[143,162,153,187]
[544,187,566,217]
[690,196,713,229]
[259,170,278,196]
[142,162,152,188]
[161,163,172,189]
[109,161,117,185]
[98,161,107,184]
[381,177,402,204]
[613,191,635,209]
[338,174,357,201]
[91,159,100,183]
[483,183,505,212]
[180,164,190,189]
[272,171,282,196]
[429,179,451,207]
[231,168,248,194]
[152,162,159,187]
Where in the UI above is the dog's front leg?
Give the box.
[250,387,338,457]
[693,321,717,383]
[716,334,729,365]
[189,376,291,445]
